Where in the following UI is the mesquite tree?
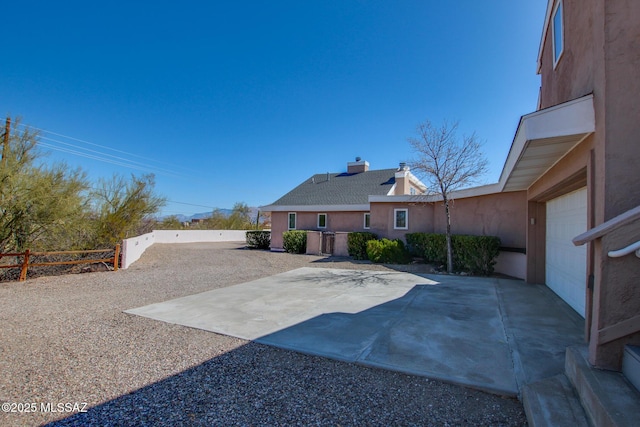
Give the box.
[408,120,488,273]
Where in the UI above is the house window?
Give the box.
[288,212,297,230]
[394,209,408,230]
[317,213,327,229]
[364,213,371,229]
[552,0,564,67]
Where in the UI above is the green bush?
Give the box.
[245,230,271,249]
[406,232,500,275]
[283,230,307,254]
[406,233,447,265]
[453,235,501,276]
[366,238,411,264]
[347,232,378,260]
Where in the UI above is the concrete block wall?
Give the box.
[121,230,249,269]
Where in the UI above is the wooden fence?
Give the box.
[0,244,120,282]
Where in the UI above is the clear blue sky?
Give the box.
[2,1,546,217]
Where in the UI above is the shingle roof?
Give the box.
[269,169,396,206]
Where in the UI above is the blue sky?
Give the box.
[2,1,546,217]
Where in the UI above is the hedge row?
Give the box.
[366,238,411,264]
[245,230,271,249]
[283,230,307,254]
[277,229,500,275]
[347,232,378,260]
[406,232,501,275]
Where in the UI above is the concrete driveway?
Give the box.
[126,267,584,397]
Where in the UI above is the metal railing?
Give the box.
[573,204,640,345]
[0,245,120,282]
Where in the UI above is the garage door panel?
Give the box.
[546,188,587,317]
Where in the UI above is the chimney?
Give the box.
[347,157,369,174]
[395,162,411,195]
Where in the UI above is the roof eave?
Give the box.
[499,94,595,192]
[260,204,371,212]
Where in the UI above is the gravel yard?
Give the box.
[0,242,527,426]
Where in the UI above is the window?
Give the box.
[552,0,564,67]
[394,209,408,230]
[288,212,296,230]
[364,213,371,229]
[317,213,327,229]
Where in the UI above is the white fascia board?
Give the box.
[498,94,595,189]
[260,204,370,212]
[393,170,428,193]
[387,183,397,195]
[524,94,595,139]
[369,195,435,203]
[408,172,428,192]
[537,0,556,74]
[369,183,505,204]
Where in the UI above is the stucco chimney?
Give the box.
[395,163,411,195]
[347,157,369,173]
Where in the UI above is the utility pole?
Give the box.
[1,117,10,168]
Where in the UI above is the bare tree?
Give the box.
[408,120,488,273]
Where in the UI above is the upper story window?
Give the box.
[288,212,297,230]
[317,213,327,229]
[552,0,564,67]
[394,209,408,230]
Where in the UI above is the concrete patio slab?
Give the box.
[126,267,584,397]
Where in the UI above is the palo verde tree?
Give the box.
[0,118,90,252]
[91,173,166,246]
[408,120,488,273]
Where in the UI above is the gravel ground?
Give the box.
[0,242,527,426]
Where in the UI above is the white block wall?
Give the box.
[121,230,249,269]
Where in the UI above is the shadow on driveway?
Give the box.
[126,268,584,398]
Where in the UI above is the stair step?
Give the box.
[622,345,640,392]
[565,345,640,427]
[521,374,589,427]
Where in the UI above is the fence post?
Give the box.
[113,244,120,271]
[19,249,30,281]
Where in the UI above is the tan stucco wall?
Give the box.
[306,231,323,255]
[270,212,288,250]
[269,210,370,250]
[432,191,527,248]
[369,202,434,241]
[537,0,640,368]
[539,0,601,110]
[595,0,640,368]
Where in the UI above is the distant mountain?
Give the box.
[160,207,262,223]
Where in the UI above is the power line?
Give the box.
[165,200,217,209]
[14,122,190,177]
[37,135,183,178]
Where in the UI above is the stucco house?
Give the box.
[263,0,639,379]
[261,158,427,251]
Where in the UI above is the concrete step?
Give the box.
[521,374,589,427]
[565,345,640,427]
[622,345,640,392]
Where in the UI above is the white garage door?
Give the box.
[546,187,587,317]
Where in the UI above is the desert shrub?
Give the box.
[406,233,430,257]
[347,232,378,260]
[453,235,501,276]
[366,238,411,264]
[406,232,500,275]
[245,230,271,249]
[406,233,447,265]
[283,230,307,254]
